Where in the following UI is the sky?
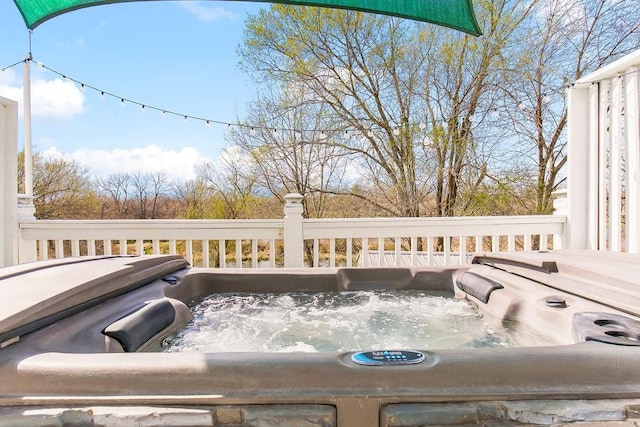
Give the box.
[0,1,266,181]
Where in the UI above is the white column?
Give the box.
[283,193,304,268]
[0,96,19,267]
[625,67,640,253]
[23,57,33,198]
[566,86,591,249]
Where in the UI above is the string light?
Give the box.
[1,56,599,138]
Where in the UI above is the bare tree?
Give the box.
[239,2,534,217]
[500,0,640,213]
[96,172,131,218]
[196,147,259,219]
[172,178,213,219]
[130,171,169,219]
[227,85,351,219]
[18,152,100,219]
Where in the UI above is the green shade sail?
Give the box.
[12,0,481,35]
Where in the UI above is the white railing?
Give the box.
[18,194,566,268]
[567,48,640,252]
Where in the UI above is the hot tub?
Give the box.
[1,251,640,426]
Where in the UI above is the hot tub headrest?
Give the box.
[103,299,177,352]
[456,272,504,304]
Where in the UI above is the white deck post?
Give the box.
[625,67,640,253]
[552,189,567,249]
[0,96,19,267]
[566,85,591,249]
[283,193,304,268]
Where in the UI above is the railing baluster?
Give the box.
[394,237,401,266]
[411,236,417,266]
[186,240,193,266]
[427,236,434,266]
[378,237,384,267]
[508,235,515,252]
[135,240,143,256]
[329,237,336,268]
[459,236,466,265]
[269,239,275,268]
[54,240,63,259]
[169,240,176,255]
[443,236,450,266]
[202,240,210,268]
[362,238,369,267]
[219,239,225,268]
[346,237,353,267]
[88,239,95,256]
[71,240,80,257]
[236,239,242,268]
[252,240,258,268]
[39,240,48,260]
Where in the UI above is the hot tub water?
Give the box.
[164,291,539,352]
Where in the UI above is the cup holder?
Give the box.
[573,312,640,346]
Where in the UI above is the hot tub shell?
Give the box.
[1,251,640,426]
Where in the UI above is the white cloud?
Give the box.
[0,68,17,86]
[43,144,210,182]
[0,73,86,119]
[31,79,86,118]
[179,2,235,22]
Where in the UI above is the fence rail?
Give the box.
[19,196,566,268]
